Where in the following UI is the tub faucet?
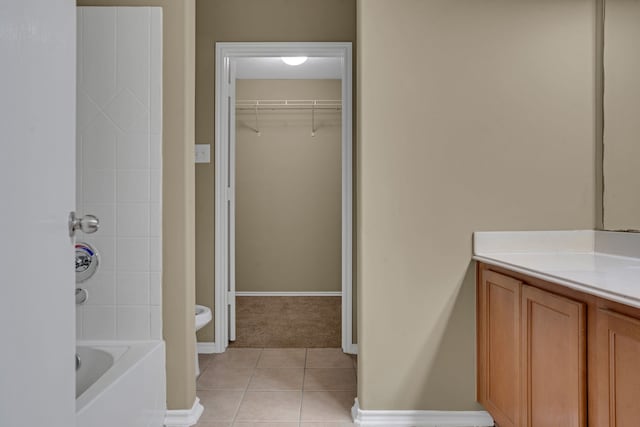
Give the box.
[76,353,81,371]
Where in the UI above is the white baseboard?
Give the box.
[351,399,494,427]
[164,397,204,427]
[235,291,342,297]
[196,342,220,354]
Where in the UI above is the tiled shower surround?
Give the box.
[76,7,162,341]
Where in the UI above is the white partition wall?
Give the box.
[76,7,163,341]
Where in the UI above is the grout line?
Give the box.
[229,348,262,426]
[298,348,308,426]
[202,348,356,426]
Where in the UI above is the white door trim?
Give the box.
[213,42,354,354]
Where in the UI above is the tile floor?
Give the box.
[195,348,357,427]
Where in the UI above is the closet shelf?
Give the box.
[236,99,342,111]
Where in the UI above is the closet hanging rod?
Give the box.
[236,99,342,111]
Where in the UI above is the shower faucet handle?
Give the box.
[69,211,100,237]
[76,288,88,305]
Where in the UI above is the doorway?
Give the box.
[213,43,354,354]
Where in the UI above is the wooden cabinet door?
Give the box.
[521,285,586,427]
[593,309,640,427]
[478,270,522,427]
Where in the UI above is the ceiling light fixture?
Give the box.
[281,56,308,66]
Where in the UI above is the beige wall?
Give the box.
[77,0,196,411]
[603,0,640,230]
[195,0,357,341]
[236,80,342,293]
[357,0,597,411]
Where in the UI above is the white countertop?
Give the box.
[473,230,640,309]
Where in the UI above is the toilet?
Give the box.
[195,305,212,377]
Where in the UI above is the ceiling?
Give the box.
[235,57,342,79]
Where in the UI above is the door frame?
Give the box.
[213,42,355,354]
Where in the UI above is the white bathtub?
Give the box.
[76,341,166,427]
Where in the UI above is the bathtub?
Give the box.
[76,341,166,427]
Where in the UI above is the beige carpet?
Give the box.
[229,296,341,348]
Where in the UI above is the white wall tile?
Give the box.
[150,169,161,202]
[149,237,162,272]
[105,89,149,132]
[83,113,117,171]
[81,8,117,108]
[116,238,149,272]
[116,271,150,305]
[84,306,117,340]
[149,272,162,306]
[77,9,85,86]
[77,90,101,135]
[117,306,150,340]
[78,8,162,342]
[83,169,116,204]
[116,203,150,237]
[117,170,150,203]
[83,203,116,237]
[150,306,162,340]
[117,132,149,170]
[76,202,84,224]
[150,9,162,135]
[149,202,161,237]
[116,8,150,108]
[76,306,84,340]
[76,135,84,204]
[83,269,116,305]
[150,133,162,169]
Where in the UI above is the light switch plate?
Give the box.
[194,144,210,163]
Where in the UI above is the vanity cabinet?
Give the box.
[478,265,587,427]
[593,309,640,426]
[477,270,521,427]
[520,285,586,427]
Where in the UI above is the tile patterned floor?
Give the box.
[195,348,357,427]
